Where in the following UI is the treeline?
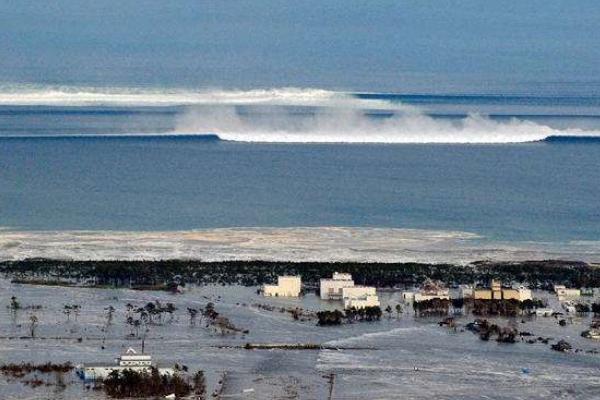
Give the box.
[1,259,598,289]
[101,368,206,399]
[317,306,382,325]
[414,298,547,317]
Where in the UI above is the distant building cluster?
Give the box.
[402,278,533,304]
[320,272,380,309]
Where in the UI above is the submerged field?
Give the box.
[0,279,599,399]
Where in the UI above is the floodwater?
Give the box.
[0,280,599,399]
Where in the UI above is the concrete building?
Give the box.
[503,287,532,301]
[78,348,174,381]
[263,276,302,297]
[344,294,380,310]
[554,285,581,299]
[320,272,355,300]
[342,286,376,300]
[404,280,450,303]
[473,279,532,301]
[341,286,379,309]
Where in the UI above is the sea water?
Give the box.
[0,90,599,262]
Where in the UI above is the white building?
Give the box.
[403,280,450,303]
[515,286,533,301]
[342,286,376,300]
[263,276,302,297]
[78,348,174,381]
[535,308,554,317]
[344,295,380,310]
[342,286,380,309]
[320,272,355,300]
[554,285,581,299]
[414,290,450,302]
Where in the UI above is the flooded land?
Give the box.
[0,275,599,399]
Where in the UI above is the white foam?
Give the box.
[1,84,598,143]
[174,98,596,144]
[0,227,598,263]
[0,84,360,107]
[183,110,565,144]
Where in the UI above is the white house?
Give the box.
[320,272,355,300]
[78,348,174,381]
[263,276,302,297]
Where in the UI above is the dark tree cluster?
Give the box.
[471,299,522,317]
[102,368,205,399]
[2,259,597,290]
[316,306,382,326]
[0,362,73,378]
[202,303,248,334]
[466,319,518,343]
[413,298,451,317]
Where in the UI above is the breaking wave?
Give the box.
[1,84,599,143]
[176,106,582,144]
[0,84,354,107]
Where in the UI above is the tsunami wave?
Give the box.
[175,108,594,144]
[1,85,599,144]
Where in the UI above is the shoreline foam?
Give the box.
[1,227,599,263]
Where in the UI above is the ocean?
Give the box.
[0,1,599,261]
[0,88,599,262]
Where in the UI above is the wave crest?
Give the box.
[176,106,574,144]
[1,84,598,143]
[0,84,344,107]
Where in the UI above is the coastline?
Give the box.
[2,227,599,264]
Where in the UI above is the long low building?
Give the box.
[344,294,380,310]
[342,286,376,300]
[342,286,380,309]
[473,279,532,301]
[78,348,174,381]
[263,276,302,297]
[554,285,581,299]
[403,280,450,303]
